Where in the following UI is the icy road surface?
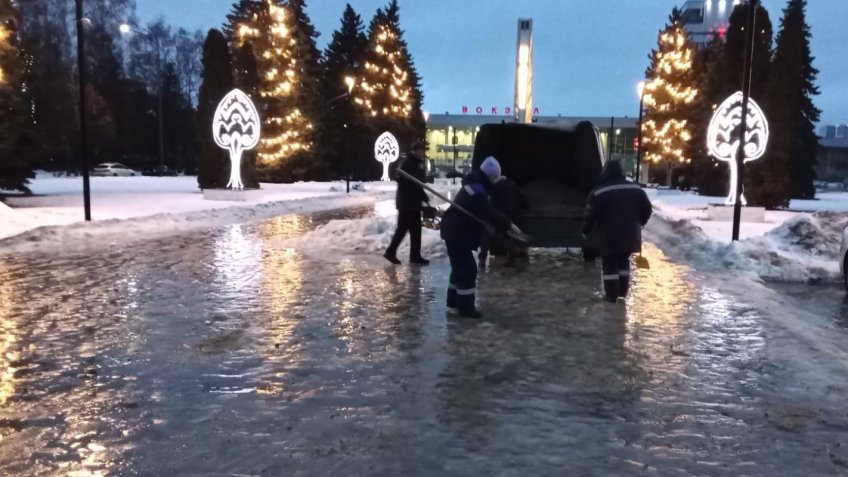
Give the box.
[1,206,847,476]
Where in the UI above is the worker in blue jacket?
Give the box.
[440,156,512,318]
[582,160,653,302]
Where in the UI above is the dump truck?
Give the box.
[471,121,605,250]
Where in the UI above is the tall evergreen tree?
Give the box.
[17,0,77,173]
[769,0,820,200]
[245,0,325,182]
[196,29,235,189]
[690,35,729,195]
[233,41,261,188]
[322,4,368,179]
[0,1,34,192]
[355,1,426,159]
[224,0,261,46]
[642,8,699,186]
[716,3,785,208]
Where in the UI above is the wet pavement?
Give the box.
[1,205,848,476]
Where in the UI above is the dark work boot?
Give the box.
[457,294,482,318]
[446,287,457,310]
[618,274,630,298]
[410,257,430,266]
[603,278,620,303]
[383,251,401,265]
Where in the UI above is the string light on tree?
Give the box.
[642,12,699,185]
[236,0,315,166]
[354,11,414,120]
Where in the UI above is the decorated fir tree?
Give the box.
[769,0,820,200]
[322,4,369,179]
[223,0,261,47]
[0,1,34,193]
[355,1,425,154]
[240,0,325,182]
[196,29,235,189]
[233,41,261,188]
[642,9,699,186]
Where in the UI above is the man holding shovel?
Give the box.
[440,157,516,318]
[582,160,653,303]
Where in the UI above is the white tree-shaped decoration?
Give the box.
[707,91,769,206]
[213,89,261,190]
[374,132,400,181]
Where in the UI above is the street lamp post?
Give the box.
[452,131,458,185]
[732,0,759,242]
[636,81,646,184]
[343,76,355,194]
[75,0,91,221]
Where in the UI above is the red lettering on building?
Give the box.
[533,107,540,115]
[462,106,468,114]
[504,107,512,116]
[475,106,483,114]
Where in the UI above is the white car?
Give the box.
[841,225,848,291]
[92,163,136,177]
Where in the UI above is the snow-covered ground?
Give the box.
[0,176,461,254]
[646,189,848,283]
[0,176,396,251]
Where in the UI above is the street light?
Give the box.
[75,0,91,221]
[328,75,356,193]
[120,23,166,173]
[636,80,647,184]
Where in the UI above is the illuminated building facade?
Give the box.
[680,0,739,46]
[424,114,638,175]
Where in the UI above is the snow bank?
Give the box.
[0,189,392,255]
[646,208,848,283]
[274,214,446,259]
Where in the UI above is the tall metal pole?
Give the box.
[75,0,91,221]
[452,133,458,185]
[732,0,759,241]
[607,116,614,162]
[636,93,645,183]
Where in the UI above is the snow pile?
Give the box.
[647,209,848,283]
[274,214,445,259]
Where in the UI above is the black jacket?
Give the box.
[583,177,652,256]
[395,155,429,211]
[440,170,511,248]
[491,176,529,227]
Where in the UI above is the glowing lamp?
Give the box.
[213,89,261,190]
[374,132,400,181]
[707,91,769,206]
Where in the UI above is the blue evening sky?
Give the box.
[137,0,847,126]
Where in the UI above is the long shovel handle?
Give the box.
[396,168,529,244]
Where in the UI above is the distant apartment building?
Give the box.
[680,0,740,46]
[818,125,848,182]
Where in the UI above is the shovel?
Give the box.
[634,243,650,270]
[396,169,531,245]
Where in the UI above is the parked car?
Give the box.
[142,165,179,176]
[840,225,848,291]
[91,163,136,176]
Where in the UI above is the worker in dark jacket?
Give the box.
[582,160,652,302]
[441,156,512,318]
[384,140,431,265]
[479,175,529,267]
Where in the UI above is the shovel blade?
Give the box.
[634,255,651,270]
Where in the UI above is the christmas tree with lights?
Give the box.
[355,0,425,151]
[235,0,325,182]
[642,9,699,186]
[0,1,34,193]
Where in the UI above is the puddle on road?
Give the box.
[0,210,845,475]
